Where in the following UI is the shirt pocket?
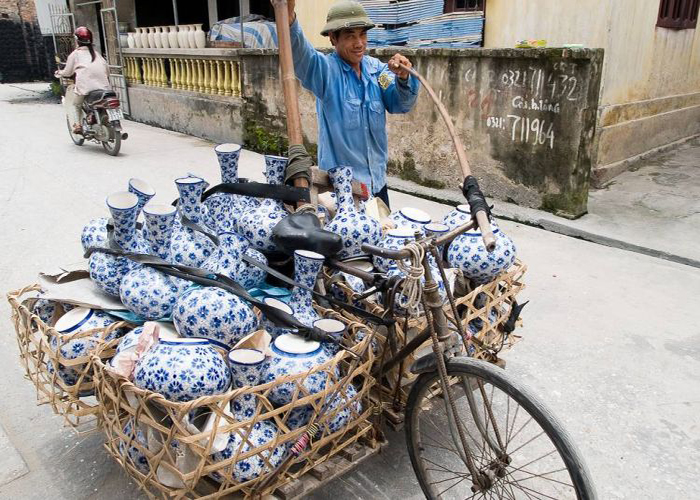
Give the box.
[368,100,386,135]
[343,98,362,129]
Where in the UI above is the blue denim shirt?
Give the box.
[290,21,420,194]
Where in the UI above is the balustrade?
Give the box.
[123,54,242,97]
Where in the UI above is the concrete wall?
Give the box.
[126,47,603,217]
[484,0,700,184]
[295,0,333,48]
[0,0,51,82]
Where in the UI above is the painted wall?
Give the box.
[295,0,333,48]
[483,0,700,183]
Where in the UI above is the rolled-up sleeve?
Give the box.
[380,69,420,114]
[290,20,330,100]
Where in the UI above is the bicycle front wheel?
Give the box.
[405,357,596,499]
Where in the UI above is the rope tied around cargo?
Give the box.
[395,241,425,313]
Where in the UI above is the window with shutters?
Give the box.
[444,0,485,13]
[657,0,699,29]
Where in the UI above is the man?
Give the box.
[287,0,420,208]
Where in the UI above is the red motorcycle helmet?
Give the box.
[74,26,93,44]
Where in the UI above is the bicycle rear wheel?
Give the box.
[405,357,596,499]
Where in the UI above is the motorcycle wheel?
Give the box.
[66,117,84,146]
[100,114,121,156]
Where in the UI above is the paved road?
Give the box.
[0,83,698,499]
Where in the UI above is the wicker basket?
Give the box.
[7,284,132,430]
[94,310,380,499]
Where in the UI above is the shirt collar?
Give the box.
[333,52,382,76]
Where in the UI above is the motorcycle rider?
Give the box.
[55,27,112,135]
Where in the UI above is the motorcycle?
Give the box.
[57,65,128,156]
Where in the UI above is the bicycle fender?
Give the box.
[409,352,439,374]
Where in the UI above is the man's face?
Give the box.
[331,28,368,67]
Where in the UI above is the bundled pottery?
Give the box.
[324,166,382,260]
[29,297,69,325]
[388,207,431,235]
[262,333,334,406]
[237,155,289,254]
[314,318,346,357]
[119,418,150,475]
[211,349,285,483]
[88,192,149,296]
[446,222,516,284]
[142,203,177,261]
[202,232,267,290]
[373,227,416,272]
[288,250,324,327]
[119,265,191,321]
[442,204,472,230]
[285,383,361,434]
[116,323,180,355]
[128,177,156,219]
[261,298,296,340]
[205,143,259,233]
[172,287,258,349]
[133,338,231,402]
[170,176,217,267]
[424,222,450,266]
[48,307,126,389]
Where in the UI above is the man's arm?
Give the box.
[380,69,420,114]
[289,19,331,100]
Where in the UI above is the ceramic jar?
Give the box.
[442,204,472,230]
[373,227,415,272]
[133,338,231,401]
[388,207,431,235]
[187,25,196,49]
[211,349,285,483]
[261,298,296,339]
[237,155,289,254]
[147,27,156,49]
[81,216,109,252]
[285,383,361,433]
[324,166,382,261]
[177,25,189,48]
[142,203,177,260]
[128,177,155,219]
[127,32,135,48]
[288,250,324,327]
[314,318,346,357]
[169,176,217,267]
[172,287,259,350]
[48,307,125,389]
[116,323,180,355]
[30,297,62,325]
[88,192,148,297]
[194,24,206,49]
[119,418,150,475]
[262,333,334,406]
[159,26,170,48]
[119,264,190,321]
[447,223,516,284]
[202,232,267,290]
[153,27,163,48]
[167,26,178,48]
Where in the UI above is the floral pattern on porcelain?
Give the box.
[133,338,231,402]
[143,205,177,261]
[31,297,59,325]
[172,287,259,349]
[324,167,382,260]
[441,204,472,230]
[262,334,335,406]
[170,176,217,267]
[288,250,324,327]
[119,418,150,475]
[202,231,268,291]
[240,247,267,290]
[128,178,155,218]
[283,384,362,435]
[373,227,416,273]
[236,156,289,253]
[119,266,190,321]
[388,207,431,236]
[261,298,296,340]
[81,216,109,253]
[446,224,516,284]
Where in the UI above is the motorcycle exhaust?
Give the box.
[121,132,129,140]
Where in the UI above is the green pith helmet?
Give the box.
[320,0,375,37]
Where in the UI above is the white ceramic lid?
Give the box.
[274,333,320,354]
[128,178,155,196]
[106,191,138,211]
[175,176,204,184]
[263,297,294,315]
[55,307,92,333]
[387,227,416,238]
[425,222,449,233]
[399,207,431,224]
[215,143,242,153]
[143,203,176,216]
[313,318,345,334]
[228,348,265,365]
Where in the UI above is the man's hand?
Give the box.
[388,53,412,80]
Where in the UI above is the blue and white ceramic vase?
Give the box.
[116,323,180,355]
[133,338,231,402]
[314,318,346,357]
[128,178,156,219]
[172,287,259,350]
[237,155,289,253]
[289,250,324,327]
[80,216,109,253]
[202,231,267,290]
[119,265,190,321]
[442,204,472,230]
[262,333,334,406]
[373,227,416,273]
[88,192,149,297]
[388,207,431,236]
[261,298,296,340]
[211,349,285,483]
[169,176,217,267]
[142,203,177,261]
[446,222,516,284]
[324,167,382,260]
[424,222,450,267]
[48,307,125,389]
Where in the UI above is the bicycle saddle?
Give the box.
[272,212,343,257]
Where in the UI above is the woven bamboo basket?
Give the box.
[323,260,527,399]
[7,284,132,430]
[94,309,380,499]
